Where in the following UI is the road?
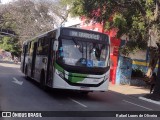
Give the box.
[0,61,160,120]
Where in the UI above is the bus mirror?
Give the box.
[53,40,59,51]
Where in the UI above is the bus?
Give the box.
[20,27,110,93]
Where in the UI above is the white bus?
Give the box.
[20,27,110,93]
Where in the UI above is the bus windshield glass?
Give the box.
[58,39,109,68]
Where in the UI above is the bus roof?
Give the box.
[23,27,109,44]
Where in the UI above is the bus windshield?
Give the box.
[58,39,109,68]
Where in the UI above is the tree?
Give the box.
[61,0,160,95]
[0,0,68,56]
[0,0,68,42]
[0,36,21,57]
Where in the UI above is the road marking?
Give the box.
[12,77,23,85]
[139,96,160,105]
[68,97,87,108]
[123,100,153,111]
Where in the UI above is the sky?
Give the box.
[0,0,58,4]
[1,0,13,4]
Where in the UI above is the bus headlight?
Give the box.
[57,71,64,79]
[104,75,108,81]
[59,72,64,79]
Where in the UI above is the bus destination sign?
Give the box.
[70,31,100,40]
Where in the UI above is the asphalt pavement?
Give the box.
[109,77,160,105]
[0,61,160,120]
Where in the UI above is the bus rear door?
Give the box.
[31,42,38,78]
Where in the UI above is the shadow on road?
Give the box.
[23,76,91,98]
[22,76,148,104]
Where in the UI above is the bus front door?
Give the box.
[46,40,54,87]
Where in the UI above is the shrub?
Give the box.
[131,68,145,78]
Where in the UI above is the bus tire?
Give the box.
[40,71,46,90]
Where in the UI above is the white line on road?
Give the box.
[123,100,153,111]
[68,97,87,108]
[12,77,23,85]
[139,97,160,105]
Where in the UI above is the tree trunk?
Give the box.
[153,45,160,94]
[146,47,159,78]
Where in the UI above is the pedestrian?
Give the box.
[14,57,18,64]
[149,72,156,94]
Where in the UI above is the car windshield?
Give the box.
[57,39,109,68]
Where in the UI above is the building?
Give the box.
[63,6,81,28]
[63,16,81,28]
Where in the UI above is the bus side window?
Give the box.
[37,40,41,55]
[22,45,25,54]
[42,37,49,55]
[23,44,28,55]
[27,42,31,55]
[29,41,34,56]
[37,37,49,55]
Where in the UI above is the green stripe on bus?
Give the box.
[70,73,88,77]
[55,63,64,72]
[68,73,87,83]
[68,76,85,83]
[55,63,87,83]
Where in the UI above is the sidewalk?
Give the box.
[109,83,149,97]
[0,60,20,68]
[109,82,160,105]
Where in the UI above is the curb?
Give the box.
[139,96,160,105]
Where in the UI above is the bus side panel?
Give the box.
[25,41,32,77]
[23,55,29,76]
[20,54,24,73]
[33,36,51,83]
[27,56,32,77]
[34,55,47,82]
[34,55,41,82]
[20,44,27,73]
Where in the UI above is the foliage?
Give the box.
[61,0,160,55]
[0,0,68,42]
[0,36,21,56]
[131,68,145,78]
[61,0,160,94]
[120,40,147,56]
[0,0,68,56]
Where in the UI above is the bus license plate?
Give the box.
[80,87,90,90]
